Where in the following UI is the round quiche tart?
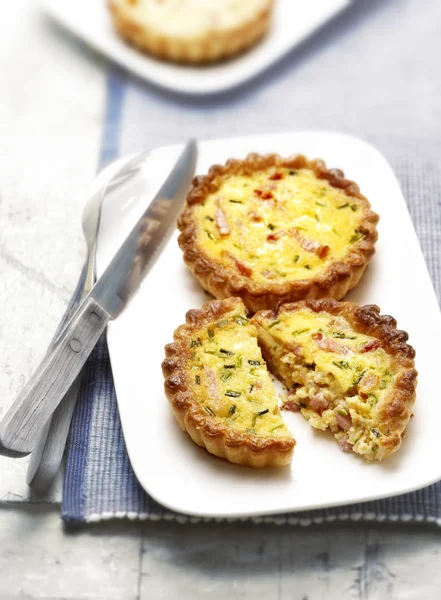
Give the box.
[178,154,379,312]
[251,299,417,461]
[162,297,295,468]
[108,0,274,64]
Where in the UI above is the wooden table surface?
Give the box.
[1,2,440,599]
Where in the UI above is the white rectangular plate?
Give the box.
[97,131,441,518]
[42,0,351,95]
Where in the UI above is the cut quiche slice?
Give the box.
[251,300,417,461]
[108,0,274,64]
[162,297,295,467]
[178,154,379,312]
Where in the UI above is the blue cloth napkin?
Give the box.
[62,0,441,523]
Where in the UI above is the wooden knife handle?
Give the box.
[0,296,110,455]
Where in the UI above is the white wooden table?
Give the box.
[1,2,440,599]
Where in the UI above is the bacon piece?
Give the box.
[248,211,263,222]
[359,373,380,392]
[215,207,230,236]
[282,399,300,413]
[267,230,284,242]
[311,332,351,354]
[291,229,330,259]
[232,257,252,277]
[360,339,381,353]
[336,411,353,430]
[338,437,353,453]
[203,367,221,404]
[262,191,273,200]
[269,172,283,181]
[309,392,329,414]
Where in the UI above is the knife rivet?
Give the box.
[89,312,100,324]
[70,339,82,353]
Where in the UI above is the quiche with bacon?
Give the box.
[178,154,379,312]
[162,297,295,468]
[251,299,417,461]
[108,0,274,64]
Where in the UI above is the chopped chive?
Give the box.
[316,201,325,207]
[248,360,261,366]
[219,348,234,356]
[268,223,275,230]
[299,402,307,408]
[190,338,202,348]
[195,375,201,385]
[351,204,358,212]
[304,265,311,270]
[292,328,309,336]
[221,371,233,382]
[229,199,242,204]
[270,424,285,433]
[353,371,366,386]
[229,404,237,415]
[225,390,241,398]
[237,356,243,367]
[371,428,381,438]
[349,229,365,243]
[204,406,215,416]
[205,216,214,221]
[216,320,229,328]
[205,229,214,240]
[249,368,256,375]
[224,364,236,369]
[293,255,300,263]
[234,316,249,326]
[248,384,254,394]
[269,320,280,328]
[338,203,349,209]
[207,329,214,338]
[333,332,357,340]
[332,228,341,237]
[258,409,269,416]
[337,408,347,416]
[289,170,297,176]
[332,360,351,369]
[315,214,320,222]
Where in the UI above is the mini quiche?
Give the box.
[108,0,274,64]
[162,297,295,467]
[178,154,379,312]
[251,300,417,461]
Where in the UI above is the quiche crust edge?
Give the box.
[162,297,295,468]
[251,299,418,461]
[107,0,273,64]
[178,153,379,313]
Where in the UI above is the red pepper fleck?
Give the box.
[360,340,381,353]
[254,189,262,196]
[269,172,283,181]
[262,191,274,200]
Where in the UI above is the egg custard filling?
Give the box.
[185,309,290,439]
[162,298,295,468]
[252,303,416,461]
[194,166,366,284]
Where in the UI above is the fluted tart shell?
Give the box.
[178,153,379,313]
[162,297,295,468]
[251,299,417,461]
[108,0,274,64]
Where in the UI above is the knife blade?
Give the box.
[0,139,197,455]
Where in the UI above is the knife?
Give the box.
[0,139,197,456]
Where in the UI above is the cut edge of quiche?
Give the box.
[251,299,417,461]
[178,153,379,313]
[162,297,295,468]
[108,0,274,64]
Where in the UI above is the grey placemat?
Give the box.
[63,0,441,523]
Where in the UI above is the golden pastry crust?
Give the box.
[251,299,417,461]
[108,0,273,64]
[178,154,379,313]
[162,297,295,468]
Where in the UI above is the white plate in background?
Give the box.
[42,0,351,95]
[96,131,441,518]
